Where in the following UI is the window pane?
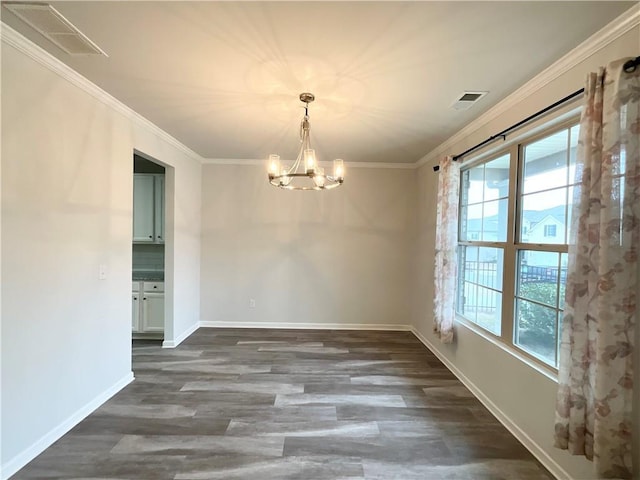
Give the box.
[482,199,508,242]
[463,246,479,283]
[523,129,569,194]
[476,247,503,290]
[457,245,503,336]
[517,250,559,307]
[461,166,484,206]
[475,287,501,335]
[515,299,557,365]
[459,281,478,323]
[460,204,483,241]
[483,154,510,201]
[559,253,568,306]
[520,189,567,245]
[460,153,509,243]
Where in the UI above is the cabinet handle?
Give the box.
[157,236,162,239]
[133,296,137,300]
[148,235,153,239]
[143,297,147,300]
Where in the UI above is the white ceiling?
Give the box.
[2,1,634,164]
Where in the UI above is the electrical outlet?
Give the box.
[249,299,256,308]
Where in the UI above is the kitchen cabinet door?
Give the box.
[133,175,155,242]
[142,292,164,332]
[154,175,165,243]
[132,293,141,332]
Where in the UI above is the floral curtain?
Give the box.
[554,58,639,479]
[433,155,460,343]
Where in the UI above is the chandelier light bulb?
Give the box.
[268,154,280,178]
[304,149,316,174]
[334,159,344,180]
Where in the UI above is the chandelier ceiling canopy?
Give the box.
[267,93,344,191]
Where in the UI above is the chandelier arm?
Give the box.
[292,139,305,173]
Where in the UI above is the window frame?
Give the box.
[455,116,580,374]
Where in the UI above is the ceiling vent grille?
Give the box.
[451,91,488,110]
[3,3,107,56]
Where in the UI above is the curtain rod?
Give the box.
[432,88,583,172]
[433,55,640,172]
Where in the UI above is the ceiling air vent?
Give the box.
[3,2,107,56]
[451,91,488,111]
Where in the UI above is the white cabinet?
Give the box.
[132,281,164,334]
[142,292,164,332]
[133,174,164,244]
[132,293,141,331]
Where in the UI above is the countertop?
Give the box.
[133,271,164,282]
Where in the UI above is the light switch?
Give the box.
[99,264,107,280]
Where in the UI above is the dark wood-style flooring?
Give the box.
[14,328,554,479]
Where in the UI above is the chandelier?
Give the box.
[267,93,345,190]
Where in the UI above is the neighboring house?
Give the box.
[463,204,568,266]
[521,205,567,243]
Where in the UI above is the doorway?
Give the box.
[131,152,172,348]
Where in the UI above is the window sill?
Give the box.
[455,315,558,383]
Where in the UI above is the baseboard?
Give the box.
[1,372,134,480]
[409,326,570,480]
[163,322,199,348]
[198,321,412,331]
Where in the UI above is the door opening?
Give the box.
[132,154,166,344]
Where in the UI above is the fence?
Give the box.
[462,261,567,313]
[519,265,567,284]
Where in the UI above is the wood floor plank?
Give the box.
[12,328,554,479]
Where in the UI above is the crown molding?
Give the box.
[1,22,204,165]
[416,3,640,169]
[201,159,265,166]
[202,158,417,169]
[346,161,416,170]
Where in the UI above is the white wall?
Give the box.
[200,164,415,328]
[0,31,201,477]
[411,24,640,480]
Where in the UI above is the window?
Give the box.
[457,121,579,368]
[458,154,509,336]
